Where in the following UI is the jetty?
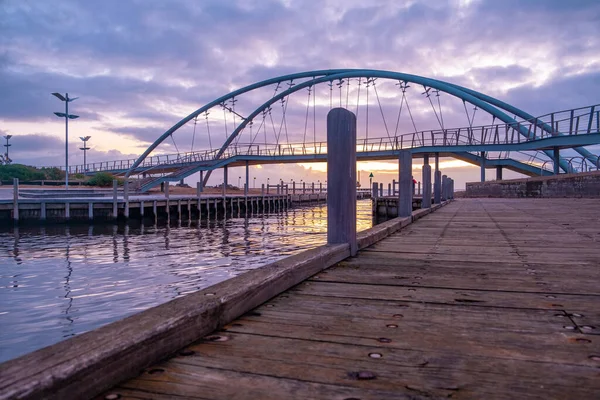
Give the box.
[1,108,599,399]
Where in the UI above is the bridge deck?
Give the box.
[99,199,600,399]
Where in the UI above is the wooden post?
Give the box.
[387,183,391,196]
[442,175,448,201]
[496,166,503,181]
[223,166,228,197]
[140,201,145,218]
[88,202,93,220]
[392,179,396,195]
[398,150,412,218]
[40,202,46,221]
[292,181,296,195]
[480,151,486,182]
[198,171,204,193]
[124,180,129,219]
[65,202,70,220]
[327,108,357,256]
[379,183,383,197]
[422,162,432,209]
[197,182,202,199]
[112,180,118,220]
[245,161,249,196]
[164,182,170,199]
[13,178,19,222]
[372,182,378,199]
[152,201,157,219]
[434,153,441,204]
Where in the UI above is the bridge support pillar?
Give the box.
[398,150,413,218]
[553,147,560,175]
[434,153,441,204]
[480,151,486,182]
[496,166,503,180]
[327,108,357,256]
[223,166,228,197]
[422,166,432,208]
[245,161,249,196]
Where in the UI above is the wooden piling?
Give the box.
[398,150,412,217]
[326,108,357,256]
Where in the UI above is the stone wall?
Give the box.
[465,171,600,198]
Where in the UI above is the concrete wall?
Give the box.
[466,171,600,198]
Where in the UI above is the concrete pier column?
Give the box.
[553,147,560,175]
[496,166,503,181]
[245,161,250,196]
[422,164,432,209]
[327,108,357,256]
[223,166,228,197]
[480,151,486,182]
[434,153,441,204]
[112,180,118,219]
[398,150,412,218]
[13,178,19,222]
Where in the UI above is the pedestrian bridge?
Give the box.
[66,69,600,191]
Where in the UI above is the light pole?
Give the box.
[238,176,241,189]
[3,135,12,163]
[253,177,256,188]
[52,92,79,190]
[79,136,91,175]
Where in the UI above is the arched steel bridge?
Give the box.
[69,69,600,191]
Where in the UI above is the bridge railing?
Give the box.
[65,106,600,174]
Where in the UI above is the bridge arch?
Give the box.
[126,69,590,179]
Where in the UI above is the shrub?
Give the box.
[0,164,46,181]
[87,172,117,187]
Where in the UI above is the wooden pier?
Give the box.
[93,198,600,399]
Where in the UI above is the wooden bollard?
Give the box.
[112,180,118,219]
[398,150,412,217]
[13,178,19,222]
[327,108,357,256]
[442,175,448,201]
[434,170,442,204]
[422,164,432,209]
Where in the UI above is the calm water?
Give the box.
[0,200,372,363]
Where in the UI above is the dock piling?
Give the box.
[326,108,357,256]
[398,150,412,217]
[13,178,19,222]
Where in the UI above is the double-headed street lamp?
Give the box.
[52,92,79,189]
[3,135,12,163]
[79,136,91,175]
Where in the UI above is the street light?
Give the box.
[79,136,91,175]
[52,92,80,190]
[3,135,12,163]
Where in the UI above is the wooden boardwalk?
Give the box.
[99,198,600,400]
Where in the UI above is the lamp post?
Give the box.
[238,176,241,189]
[79,136,91,175]
[52,93,79,190]
[3,135,12,163]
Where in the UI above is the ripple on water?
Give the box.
[0,200,372,362]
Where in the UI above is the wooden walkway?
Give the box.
[99,199,600,400]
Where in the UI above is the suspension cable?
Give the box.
[205,111,213,151]
[372,80,392,143]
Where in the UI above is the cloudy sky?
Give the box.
[1,0,599,188]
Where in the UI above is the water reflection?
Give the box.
[0,200,372,363]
